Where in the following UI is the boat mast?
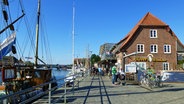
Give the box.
[35,0,41,67]
[72,0,75,74]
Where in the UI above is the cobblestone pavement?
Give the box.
[33,75,184,104]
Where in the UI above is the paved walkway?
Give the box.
[33,75,184,104]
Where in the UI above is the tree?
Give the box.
[90,54,101,66]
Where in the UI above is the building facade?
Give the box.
[98,43,116,73]
[111,12,184,72]
[99,43,115,60]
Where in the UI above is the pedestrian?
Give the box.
[118,68,125,80]
[95,67,98,75]
[111,63,118,85]
[115,68,119,82]
[98,67,102,75]
[91,67,96,76]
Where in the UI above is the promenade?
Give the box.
[33,75,184,104]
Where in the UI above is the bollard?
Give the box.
[78,80,79,89]
[82,71,84,77]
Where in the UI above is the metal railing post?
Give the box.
[78,79,79,89]
[64,83,66,104]
[72,75,74,95]
[48,83,51,104]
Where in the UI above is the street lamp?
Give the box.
[89,51,92,75]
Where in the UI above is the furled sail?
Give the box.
[0,32,16,59]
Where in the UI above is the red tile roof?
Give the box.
[139,12,167,26]
[117,12,178,52]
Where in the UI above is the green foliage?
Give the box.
[178,60,184,65]
[90,54,101,66]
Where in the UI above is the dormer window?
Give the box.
[150,29,157,38]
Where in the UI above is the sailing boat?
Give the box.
[0,0,57,103]
[0,0,24,101]
[64,0,77,86]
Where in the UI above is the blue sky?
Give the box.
[4,0,184,65]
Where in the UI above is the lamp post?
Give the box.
[88,51,92,75]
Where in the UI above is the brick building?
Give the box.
[111,12,184,72]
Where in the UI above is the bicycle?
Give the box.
[140,73,163,89]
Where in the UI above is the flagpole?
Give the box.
[72,0,75,74]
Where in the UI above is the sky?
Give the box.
[2,0,184,65]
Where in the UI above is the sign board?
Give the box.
[125,64,137,73]
[161,72,172,81]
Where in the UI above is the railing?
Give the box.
[52,69,89,104]
[0,69,89,104]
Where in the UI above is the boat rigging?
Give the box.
[0,0,57,103]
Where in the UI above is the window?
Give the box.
[137,44,144,53]
[150,44,158,53]
[150,29,157,38]
[163,62,169,70]
[164,45,171,53]
[135,62,146,70]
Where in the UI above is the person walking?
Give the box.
[98,67,102,76]
[118,68,125,80]
[112,63,118,85]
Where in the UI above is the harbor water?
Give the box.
[52,68,70,86]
